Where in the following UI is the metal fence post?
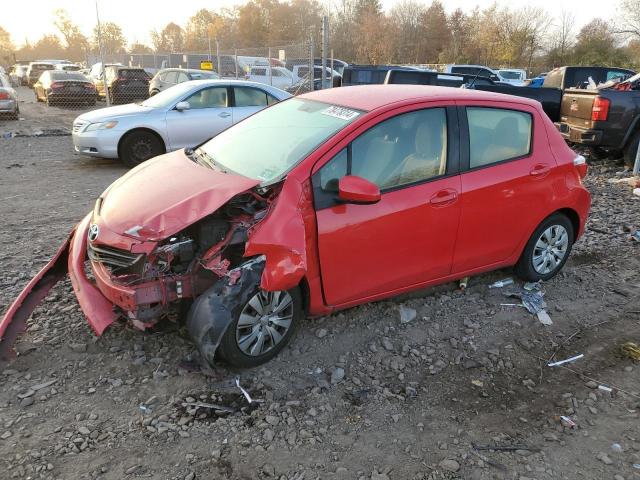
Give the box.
[268,47,273,86]
[321,16,328,89]
[216,40,221,75]
[633,138,640,176]
[308,34,314,92]
[95,0,110,107]
[235,48,239,79]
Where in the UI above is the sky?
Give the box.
[3,0,616,47]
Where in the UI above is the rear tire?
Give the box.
[119,130,165,167]
[514,213,574,282]
[623,132,640,169]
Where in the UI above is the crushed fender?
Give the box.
[0,237,70,361]
[187,256,265,368]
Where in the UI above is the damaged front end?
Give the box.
[1,186,278,362]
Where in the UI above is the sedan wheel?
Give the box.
[515,213,574,281]
[532,225,569,275]
[119,131,165,167]
[236,291,294,357]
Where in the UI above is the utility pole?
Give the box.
[95,0,110,106]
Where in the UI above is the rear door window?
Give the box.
[164,71,178,83]
[466,107,532,168]
[234,87,268,107]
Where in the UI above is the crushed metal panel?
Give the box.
[0,236,71,361]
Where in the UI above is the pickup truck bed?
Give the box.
[556,86,640,166]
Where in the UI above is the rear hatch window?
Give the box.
[118,69,149,80]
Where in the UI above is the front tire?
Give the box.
[217,287,302,368]
[515,213,574,282]
[119,130,165,167]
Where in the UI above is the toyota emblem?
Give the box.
[88,224,100,242]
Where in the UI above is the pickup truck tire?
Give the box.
[588,147,608,161]
[623,132,640,169]
[515,213,574,282]
[217,287,302,368]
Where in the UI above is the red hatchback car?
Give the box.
[1,86,590,367]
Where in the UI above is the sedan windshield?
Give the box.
[199,98,362,184]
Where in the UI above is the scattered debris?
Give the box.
[548,354,584,367]
[634,188,640,197]
[399,305,417,324]
[536,310,553,325]
[621,342,640,360]
[611,443,623,453]
[598,385,613,393]
[489,278,514,289]
[471,379,484,387]
[235,377,257,404]
[181,401,235,414]
[138,404,152,414]
[523,281,541,291]
[472,443,541,452]
[559,415,577,429]
[459,276,469,290]
[631,231,640,242]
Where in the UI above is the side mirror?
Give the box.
[338,175,381,204]
[175,101,190,112]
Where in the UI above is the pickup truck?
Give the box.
[556,73,640,167]
[542,66,635,90]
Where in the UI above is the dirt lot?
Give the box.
[1,87,640,480]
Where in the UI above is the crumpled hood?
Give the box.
[96,149,260,241]
[77,103,153,123]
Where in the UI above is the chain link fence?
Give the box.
[22,40,315,111]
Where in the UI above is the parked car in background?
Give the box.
[102,66,150,104]
[497,69,527,86]
[56,63,82,72]
[5,85,591,368]
[291,65,342,87]
[149,68,219,96]
[33,71,97,106]
[246,66,295,90]
[72,80,291,166]
[88,62,122,96]
[543,66,635,90]
[26,62,55,87]
[557,73,640,167]
[342,65,423,86]
[0,72,19,119]
[444,64,501,82]
[9,64,28,86]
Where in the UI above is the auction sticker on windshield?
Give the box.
[321,106,360,121]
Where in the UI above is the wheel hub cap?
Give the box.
[532,225,569,275]
[236,291,293,357]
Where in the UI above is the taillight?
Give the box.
[0,92,9,100]
[591,97,610,122]
[573,154,588,179]
[50,82,64,89]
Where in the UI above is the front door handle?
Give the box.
[530,163,551,177]
[430,189,458,206]
[218,112,231,118]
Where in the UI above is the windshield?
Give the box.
[190,71,218,80]
[141,82,197,108]
[199,98,362,183]
[499,70,523,80]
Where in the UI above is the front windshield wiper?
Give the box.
[186,147,228,173]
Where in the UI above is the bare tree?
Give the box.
[617,0,640,39]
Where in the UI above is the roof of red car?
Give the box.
[300,85,541,112]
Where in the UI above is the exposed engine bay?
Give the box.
[86,188,278,330]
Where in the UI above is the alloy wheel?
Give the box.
[532,225,569,275]
[236,290,294,357]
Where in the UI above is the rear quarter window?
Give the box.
[467,107,532,169]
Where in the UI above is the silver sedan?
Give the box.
[72,79,291,167]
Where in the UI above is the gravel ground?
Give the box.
[1,89,640,480]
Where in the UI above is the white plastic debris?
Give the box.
[611,443,623,453]
[560,415,577,428]
[489,278,514,289]
[598,385,613,393]
[547,354,584,367]
[235,377,254,404]
[536,310,553,325]
[399,306,417,323]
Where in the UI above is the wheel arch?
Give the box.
[555,207,580,241]
[117,127,167,159]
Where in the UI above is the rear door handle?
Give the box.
[219,112,231,118]
[430,189,458,206]
[530,163,551,177]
